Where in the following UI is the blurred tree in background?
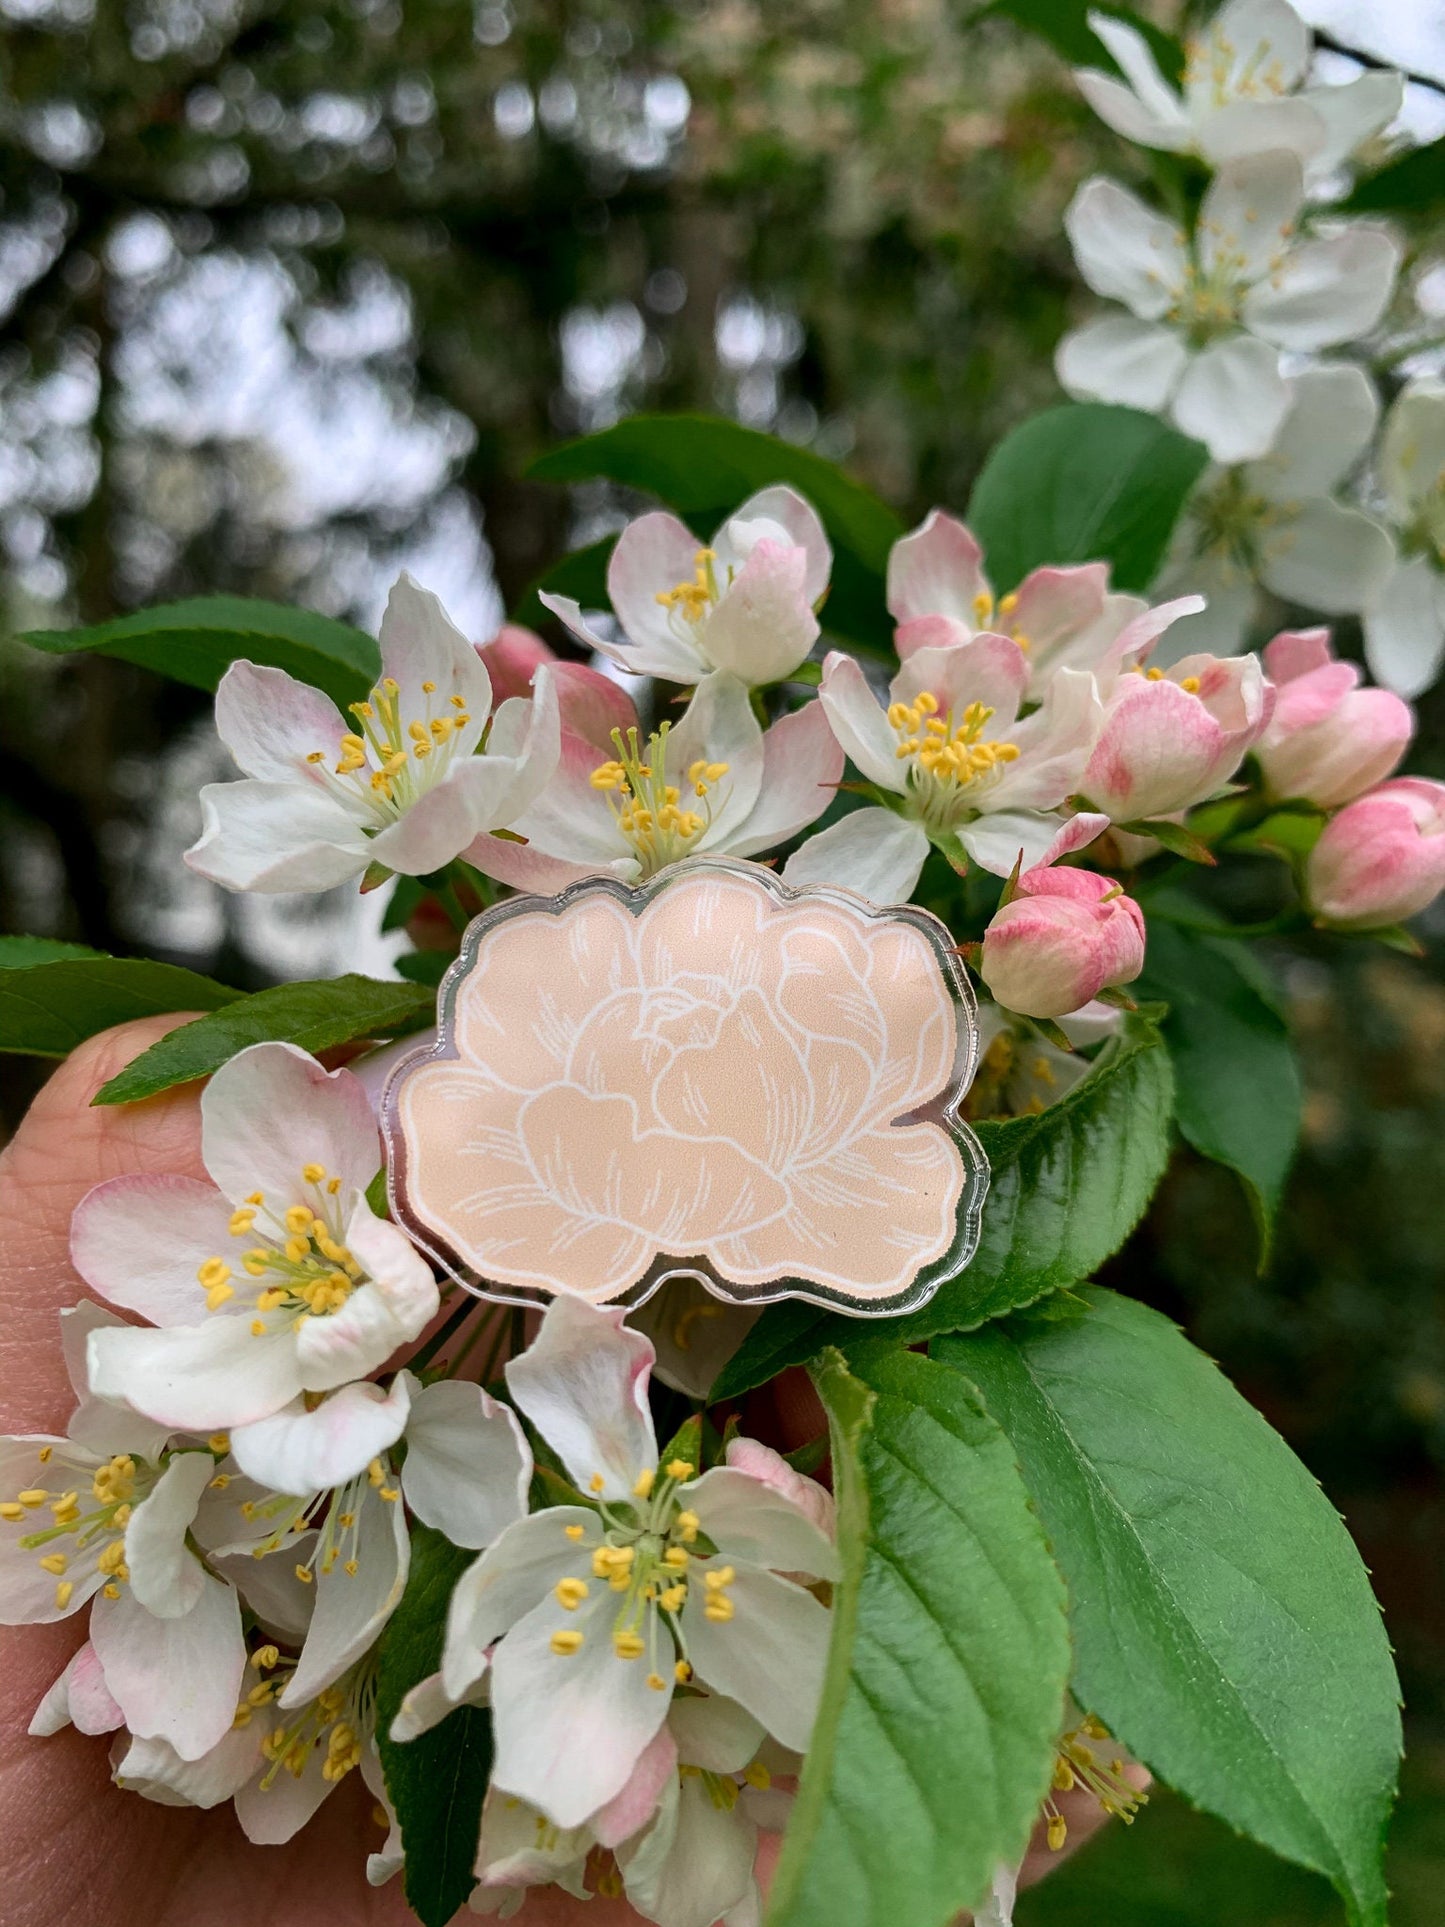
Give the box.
[3,2,1445,1915]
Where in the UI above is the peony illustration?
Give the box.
[387,864,978,1306]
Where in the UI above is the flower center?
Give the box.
[232,1453,401,1580]
[653,546,730,635]
[237,1647,374,1789]
[590,723,730,876]
[1,1445,158,1612]
[1184,29,1289,110]
[1187,469,1286,577]
[1044,1715,1147,1851]
[548,1456,721,1690]
[888,690,1020,825]
[969,588,1034,652]
[305,673,473,825]
[197,1161,364,1336]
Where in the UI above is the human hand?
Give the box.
[0,1018,1141,1927]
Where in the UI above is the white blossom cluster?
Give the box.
[1059,0,1445,696]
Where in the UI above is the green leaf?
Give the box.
[1342,138,1445,216]
[940,1290,1401,1927]
[767,1344,1070,1927]
[21,595,379,708]
[92,975,436,1103]
[1117,816,1217,866]
[966,403,1208,594]
[0,936,107,968]
[0,956,240,1059]
[984,0,1184,79]
[710,1013,1174,1400]
[1137,919,1300,1256]
[526,413,904,656]
[395,949,452,987]
[376,1523,494,1927]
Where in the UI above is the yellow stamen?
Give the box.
[556,1578,590,1610]
[551,1629,584,1656]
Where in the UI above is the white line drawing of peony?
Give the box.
[386,861,986,1312]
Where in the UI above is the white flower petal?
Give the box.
[958,811,1076,878]
[1075,66,1184,149]
[1198,151,1305,285]
[1308,70,1405,176]
[698,542,818,685]
[817,651,907,791]
[1063,176,1185,318]
[781,808,930,907]
[112,1721,265,1809]
[214,660,349,785]
[400,1374,532,1550]
[231,1376,412,1498]
[87,1316,305,1432]
[1251,362,1378,501]
[1365,555,1445,700]
[1243,226,1402,351]
[1086,10,1187,126]
[490,1588,672,1827]
[504,1297,658,1502]
[680,1565,830,1753]
[280,1482,409,1707]
[201,1041,379,1211]
[212,1544,316,1644]
[1055,314,1187,412]
[975,1862,1019,1927]
[619,1770,757,1927]
[69,1174,236,1327]
[1170,336,1288,464]
[441,1508,598,1701]
[59,1300,179,1460]
[1381,379,1445,523]
[724,702,843,859]
[667,673,765,850]
[1260,499,1395,615]
[185,780,371,892]
[718,486,832,605]
[669,1692,767,1774]
[0,1435,106,1624]
[683,1467,839,1581]
[378,572,494,739]
[629,1283,761,1402]
[234,1742,336,1843]
[1194,97,1325,168]
[609,512,718,675]
[886,509,989,626]
[125,1451,214,1619]
[90,1569,245,1760]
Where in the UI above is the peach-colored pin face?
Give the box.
[384,860,987,1318]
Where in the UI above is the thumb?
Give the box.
[0,1014,208,1436]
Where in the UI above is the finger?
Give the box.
[1017,1765,1153,1891]
[0,1015,208,1436]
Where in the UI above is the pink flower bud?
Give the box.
[476,623,556,702]
[1307,778,1445,929]
[1082,653,1273,823]
[725,1436,836,1540]
[980,867,1146,1019]
[1256,629,1414,809]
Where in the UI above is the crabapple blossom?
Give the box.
[541,485,831,687]
[76,1041,439,1437]
[1080,652,1274,823]
[2,1424,246,1760]
[981,866,1145,1021]
[1075,0,1402,177]
[1155,364,1393,658]
[423,1297,836,1829]
[1306,777,1445,929]
[1057,154,1401,463]
[1365,379,1445,698]
[1255,629,1413,808]
[886,508,1146,697]
[789,633,1110,903]
[186,574,560,892]
[465,665,841,892]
